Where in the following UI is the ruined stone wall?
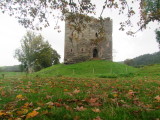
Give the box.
[64,16,112,64]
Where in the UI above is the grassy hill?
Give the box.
[138,64,160,76]
[35,60,138,78]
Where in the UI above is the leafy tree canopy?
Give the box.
[0,0,159,35]
[124,51,160,67]
[14,31,60,73]
[155,29,160,49]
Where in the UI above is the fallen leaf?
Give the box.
[53,102,62,107]
[64,89,68,92]
[1,91,6,96]
[45,95,53,99]
[16,94,25,100]
[155,95,160,102]
[64,104,73,111]
[17,109,28,115]
[34,107,41,111]
[93,116,102,120]
[127,90,135,98]
[46,101,54,106]
[92,108,101,113]
[16,94,23,99]
[23,102,33,108]
[87,98,99,103]
[0,110,6,116]
[46,102,62,107]
[90,102,102,107]
[113,93,118,97]
[74,106,86,111]
[73,89,80,94]
[26,111,39,119]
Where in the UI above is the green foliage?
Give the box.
[143,0,160,13]
[124,51,160,67]
[34,60,138,78]
[14,31,60,73]
[140,0,160,29]
[155,29,160,49]
[1,0,159,35]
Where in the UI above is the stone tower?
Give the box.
[64,16,112,64]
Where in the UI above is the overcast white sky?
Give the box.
[0,1,159,66]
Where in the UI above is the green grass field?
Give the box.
[0,60,160,120]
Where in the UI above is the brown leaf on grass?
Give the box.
[46,102,62,107]
[22,102,33,108]
[53,102,62,107]
[17,109,28,115]
[92,108,101,113]
[64,89,69,92]
[93,116,102,120]
[74,106,86,111]
[34,107,41,111]
[45,95,53,100]
[0,87,3,91]
[1,91,6,96]
[41,110,49,115]
[0,110,6,116]
[46,101,54,106]
[16,94,26,100]
[26,111,39,119]
[16,94,23,99]
[90,102,102,107]
[155,95,160,102]
[4,101,17,110]
[86,98,102,107]
[86,98,99,103]
[64,104,73,111]
[127,90,136,98]
[73,89,80,94]
[67,92,73,96]
[113,93,118,97]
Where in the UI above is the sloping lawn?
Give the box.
[0,75,160,120]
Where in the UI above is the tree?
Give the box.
[139,0,160,32]
[155,29,160,49]
[0,0,159,35]
[124,52,160,67]
[124,59,133,66]
[14,31,60,73]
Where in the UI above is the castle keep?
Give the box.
[64,16,112,64]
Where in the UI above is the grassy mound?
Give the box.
[35,60,138,78]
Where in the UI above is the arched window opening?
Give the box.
[95,32,98,38]
[81,48,84,52]
[93,49,98,58]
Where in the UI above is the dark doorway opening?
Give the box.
[93,49,98,58]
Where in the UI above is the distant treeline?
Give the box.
[0,65,22,72]
[124,51,160,67]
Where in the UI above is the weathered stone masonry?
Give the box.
[64,16,112,64]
